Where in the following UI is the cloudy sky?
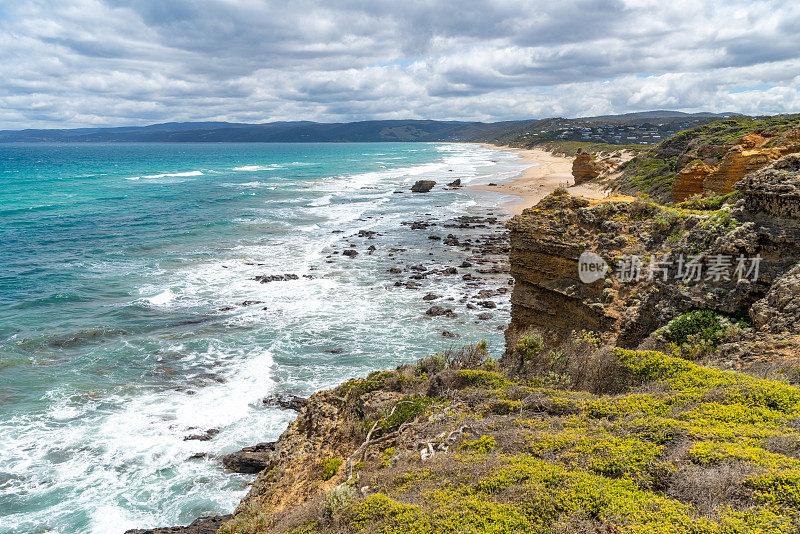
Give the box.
[1,0,799,129]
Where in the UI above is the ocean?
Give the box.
[0,142,528,533]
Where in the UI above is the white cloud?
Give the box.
[0,0,798,128]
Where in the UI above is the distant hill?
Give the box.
[579,110,739,121]
[0,112,753,143]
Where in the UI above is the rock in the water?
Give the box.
[425,306,456,318]
[342,249,358,257]
[124,515,233,534]
[220,442,276,474]
[253,274,299,283]
[447,178,462,187]
[183,428,219,442]
[262,393,307,412]
[411,180,436,193]
[477,312,494,320]
[422,293,439,301]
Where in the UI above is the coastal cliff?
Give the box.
[505,154,800,368]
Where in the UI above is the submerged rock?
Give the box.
[183,428,219,442]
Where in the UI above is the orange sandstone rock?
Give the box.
[572,150,602,184]
[672,160,714,202]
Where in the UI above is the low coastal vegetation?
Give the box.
[223,336,800,533]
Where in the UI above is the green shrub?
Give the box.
[676,191,740,211]
[321,457,343,481]
[665,310,747,355]
[376,395,436,432]
[323,484,358,517]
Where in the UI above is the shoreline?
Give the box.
[471,142,607,214]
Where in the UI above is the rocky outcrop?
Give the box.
[672,160,714,201]
[411,180,436,193]
[505,192,615,343]
[505,185,800,354]
[702,144,788,195]
[123,515,232,534]
[571,150,602,184]
[735,154,800,219]
[751,263,800,334]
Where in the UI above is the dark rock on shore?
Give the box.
[262,393,307,412]
[220,442,276,474]
[124,515,233,534]
[411,180,436,193]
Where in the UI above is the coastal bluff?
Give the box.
[506,154,800,366]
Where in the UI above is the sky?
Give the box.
[1,0,799,129]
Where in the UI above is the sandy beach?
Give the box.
[472,143,607,214]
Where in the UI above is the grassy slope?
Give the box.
[232,338,800,533]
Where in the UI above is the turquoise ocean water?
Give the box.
[0,142,528,533]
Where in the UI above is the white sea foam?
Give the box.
[146,289,175,306]
[232,164,279,172]
[140,171,204,179]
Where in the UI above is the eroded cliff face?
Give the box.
[506,155,800,365]
[672,160,714,201]
[671,130,800,202]
[505,193,616,344]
